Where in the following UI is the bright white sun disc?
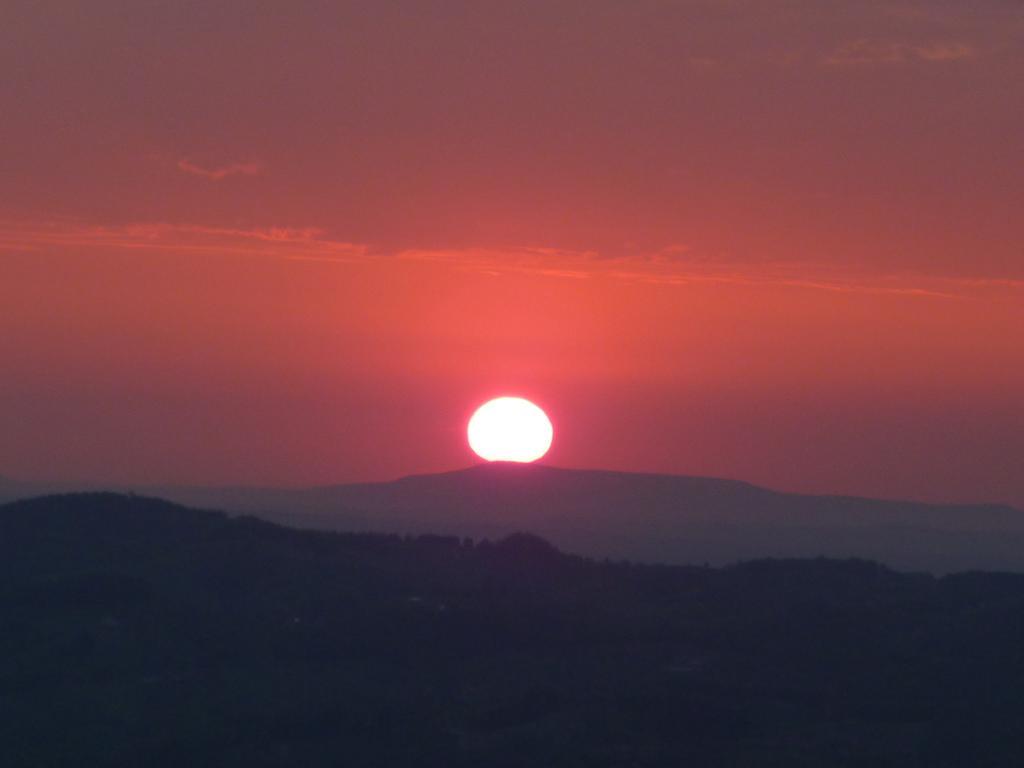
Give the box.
[467,397,553,463]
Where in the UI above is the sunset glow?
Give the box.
[0,1,1022,508]
[5,3,1024,763]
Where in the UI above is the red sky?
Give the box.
[1,1,1022,507]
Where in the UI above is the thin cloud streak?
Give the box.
[826,39,976,66]
[0,220,365,261]
[176,160,262,181]
[1,219,1020,300]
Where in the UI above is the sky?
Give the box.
[1,0,1022,507]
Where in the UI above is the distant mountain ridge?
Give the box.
[3,464,1023,573]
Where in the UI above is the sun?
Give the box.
[467,397,553,463]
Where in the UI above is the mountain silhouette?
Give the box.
[3,464,1022,573]
[150,463,1024,574]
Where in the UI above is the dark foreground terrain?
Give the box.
[3,494,1023,767]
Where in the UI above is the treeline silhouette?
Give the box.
[2,493,1023,766]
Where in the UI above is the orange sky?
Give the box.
[1,1,1022,506]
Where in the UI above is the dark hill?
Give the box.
[3,493,1024,766]
[147,463,1024,573]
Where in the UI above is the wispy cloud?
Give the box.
[176,160,262,181]
[0,220,364,261]
[397,245,1022,299]
[1,218,1020,301]
[826,39,976,66]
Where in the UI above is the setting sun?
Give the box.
[467,397,553,463]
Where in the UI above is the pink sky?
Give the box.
[1,1,1022,506]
